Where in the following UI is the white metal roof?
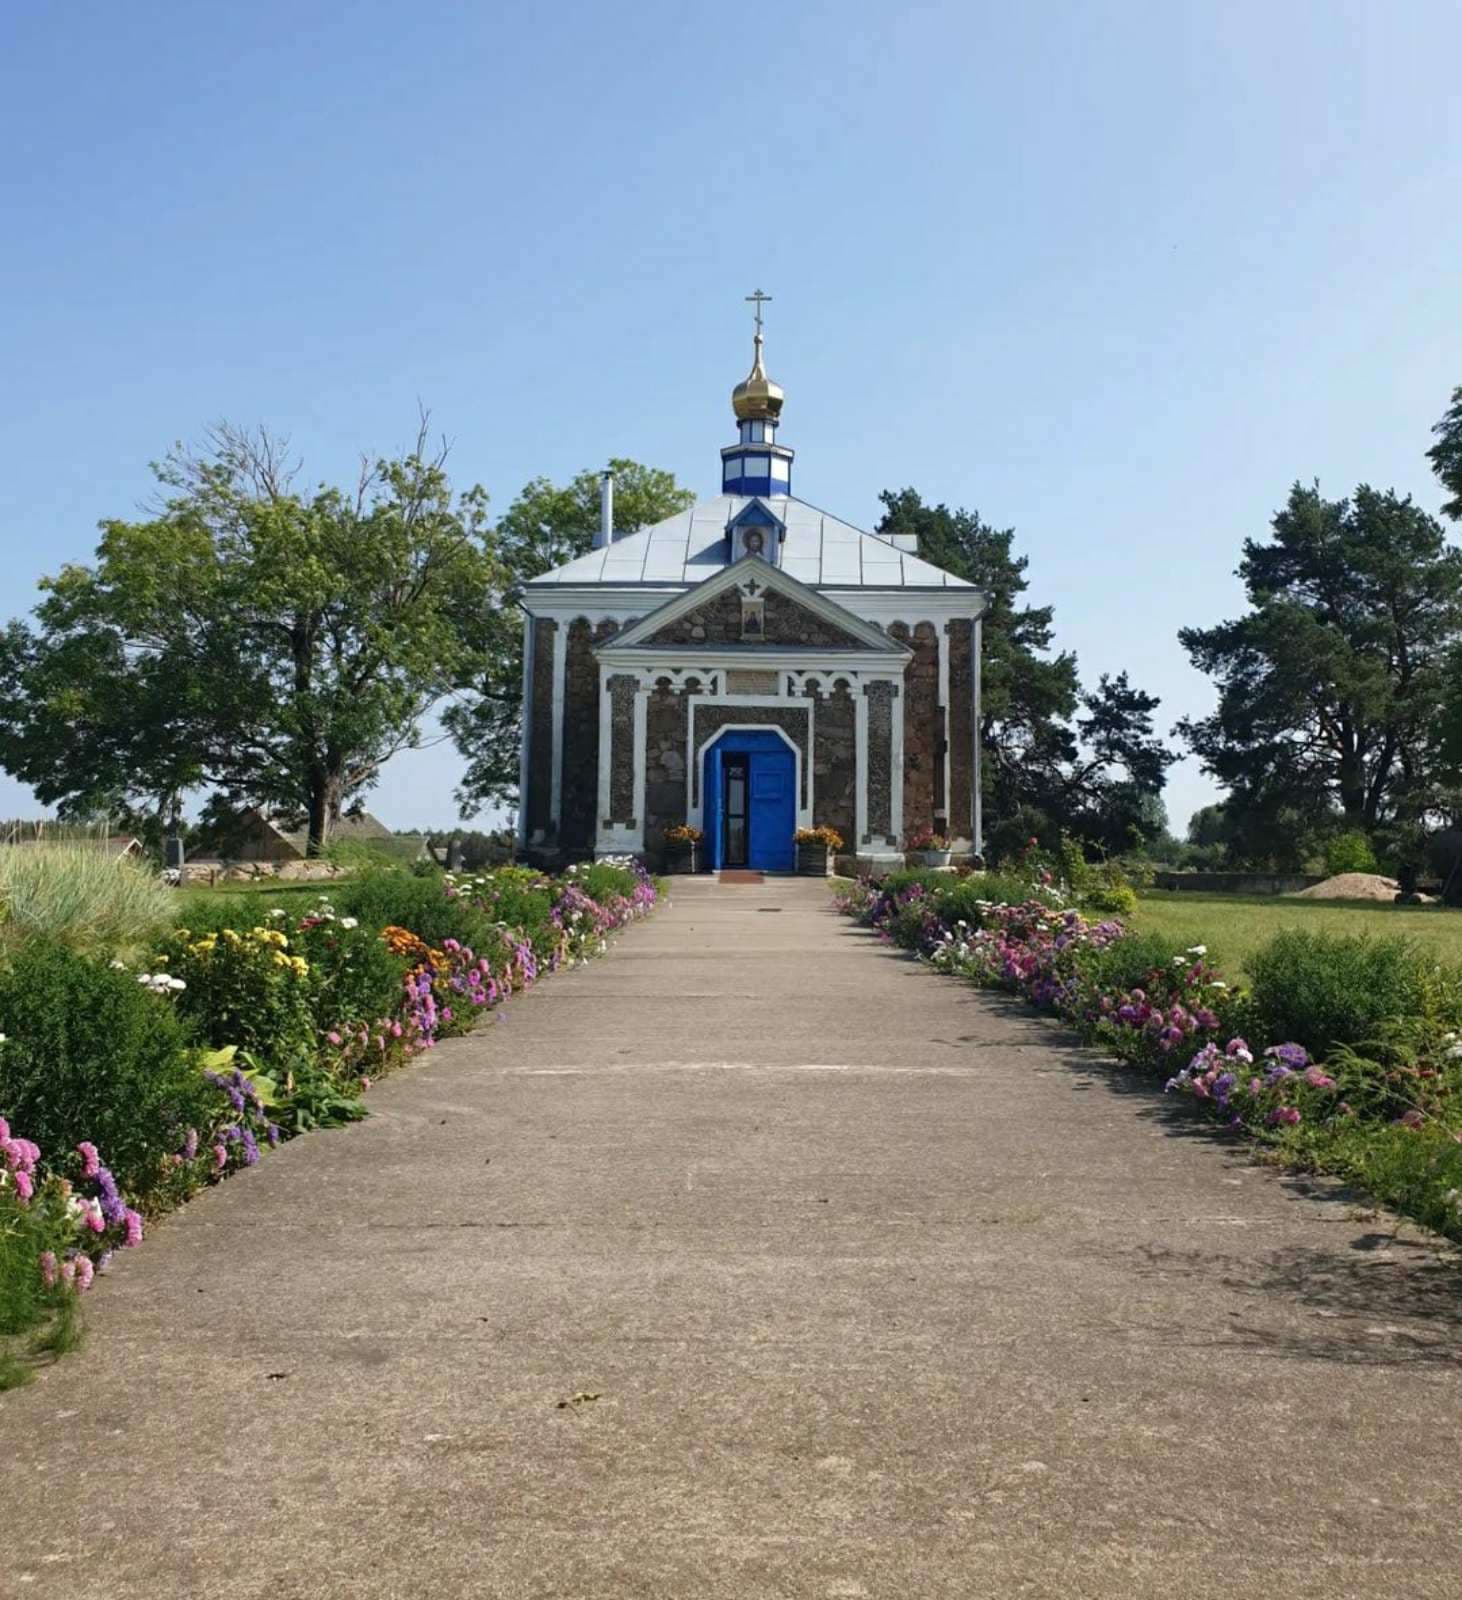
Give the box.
[523,495,975,590]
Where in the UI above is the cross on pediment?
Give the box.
[741,577,763,597]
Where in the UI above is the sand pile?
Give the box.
[1290,872,1399,901]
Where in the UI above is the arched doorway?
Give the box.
[701,729,796,872]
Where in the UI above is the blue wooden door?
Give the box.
[748,747,795,871]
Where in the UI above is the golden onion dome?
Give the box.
[731,332,784,421]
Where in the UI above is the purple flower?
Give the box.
[96,1166,126,1226]
[183,1128,199,1160]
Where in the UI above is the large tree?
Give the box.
[1429,384,1462,523]
[875,488,1175,854]
[445,460,693,812]
[1179,481,1462,852]
[0,421,499,853]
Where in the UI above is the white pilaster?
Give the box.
[936,624,950,828]
[973,617,984,856]
[516,614,533,850]
[889,677,905,849]
[594,674,614,854]
[549,624,568,836]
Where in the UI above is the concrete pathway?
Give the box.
[4,878,1462,1598]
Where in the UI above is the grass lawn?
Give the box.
[175,878,352,915]
[1132,890,1462,977]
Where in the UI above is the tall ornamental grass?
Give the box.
[0,844,173,958]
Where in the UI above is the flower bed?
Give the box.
[0,859,659,1385]
[839,871,1462,1243]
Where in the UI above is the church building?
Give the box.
[516,300,987,874]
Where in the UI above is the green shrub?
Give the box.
[0,845,173,959]
[160,925,317,1076]
[0,941,209,1197]
[293,915,407,1030]
[1246,930,1454,1058]
[334,868,498,951]
[1324,830,1379,877]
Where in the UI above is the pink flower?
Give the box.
[213,1144,228,1170]
[39,1251,58,1288]
[74,1255,95,1291]
[326,1031,342,1046]
[1396,1109,1425,1130]
[76,1141,101,1178]
[359,1075,371,1090]
[14,1169,34,1204]
[1266,1106,1302,1126]
[123,1209,144,1248]
[79,1197,105,1232]
[390,1021,402,1038]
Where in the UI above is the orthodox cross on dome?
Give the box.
[724,288,792,495]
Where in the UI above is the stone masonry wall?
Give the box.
[891,622,940,840]
[810,684,856,848]
[946,619,974,842]
[864,680,897,845]
[643,684,689,856]
[558,619,618,854]
[526,618,556,839]
[646,585,866,649]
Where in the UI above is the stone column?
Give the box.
[863,679,898,847]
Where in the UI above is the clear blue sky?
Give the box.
[2,1,1458,834]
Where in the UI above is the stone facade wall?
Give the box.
[646,589,744,646]
[864,680,897,845]
[891,622,940,840]
[810,684,856,848]
[762,590,864,648]
[606,674,639,826]
[558,619,617,854]
[689,703,810,808]
[643,685,689,856]
[646,585,866,649]
[946,619,974,842]
[526,619,556,839]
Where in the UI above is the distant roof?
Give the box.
[524,494,975,590]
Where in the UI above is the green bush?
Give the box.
[294,916,407,1029]
[1246,930,1455,1058]
[1324,829,1379,877]
[160,925,317,1075]
[0,845,173,959]
[0,940,209,1197]
[334,868,498,952]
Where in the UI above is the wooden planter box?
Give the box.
[796,843,833,876]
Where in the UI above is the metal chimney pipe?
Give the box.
[596,467,615,548]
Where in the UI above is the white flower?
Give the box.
[1186,944,1208,956]
[110,959,128,970]
[1208,981,1228,990]
[1447,1043,1462,1061]
[1172,956,1188,966]
[268,908,286,919]
[340,917,359,930]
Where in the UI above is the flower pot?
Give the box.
[797,843,832,876]
[663,843,700,875]
[920,849,954,869]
